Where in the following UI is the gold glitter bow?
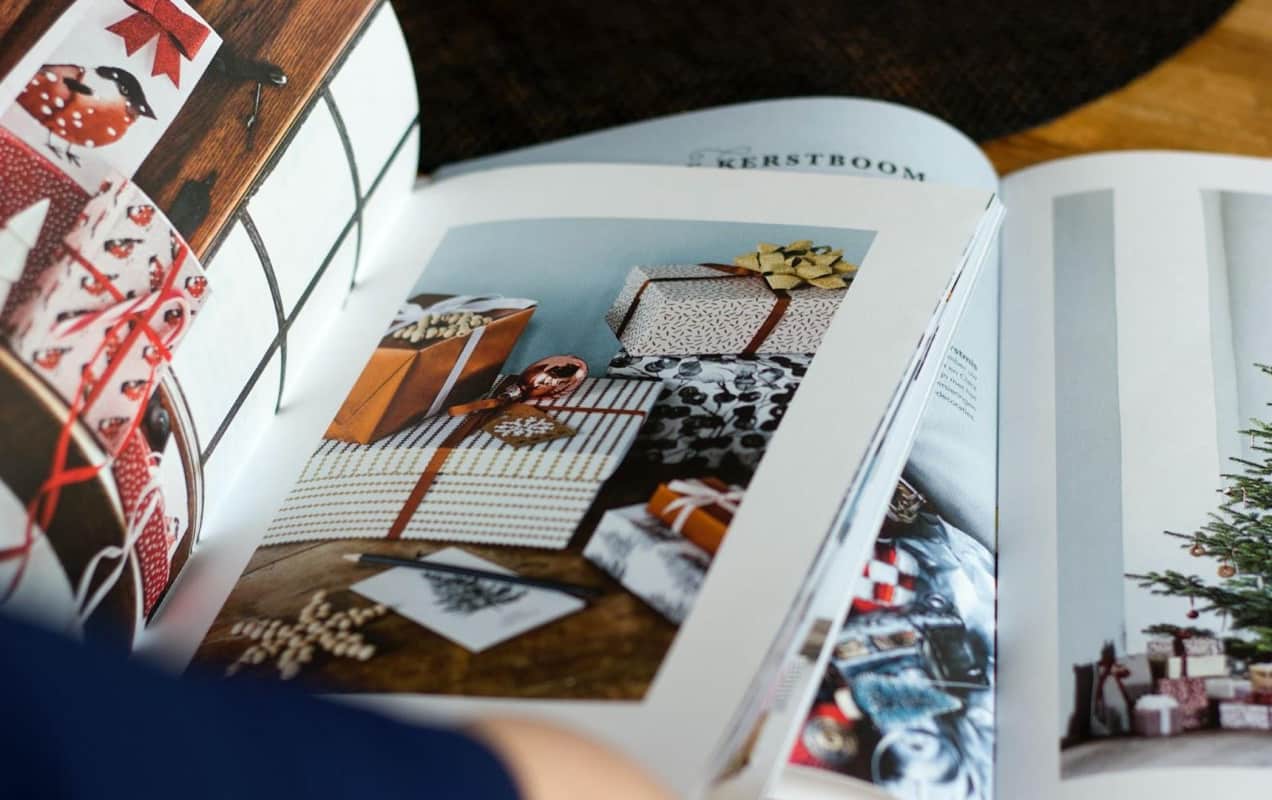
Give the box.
[732,240,858,291]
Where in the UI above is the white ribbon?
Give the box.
[74,471,164,626]
[661,479,744,535]
[387,295,537,335]
[1135,694,1179,736]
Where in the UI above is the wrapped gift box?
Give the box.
[646,478,742,555]
[1161,654,1228,680]
[1133,695,1182,737]
[1147,635,1224,658]
[1218,700,1272,731]
[266,377,661,549]
[1156,677,1211,730]
[0,127,89,321]
[605,264,847,356]
[607,350,808,469]
[326,295,536,444]
[1205,677,1253,701]
[583,503,711,625]
[1252,663,1272,694]
[7,172,208,453]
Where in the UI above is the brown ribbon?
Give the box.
[613,263,791,355]
[385,399,646,540]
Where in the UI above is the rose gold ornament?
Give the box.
[1190,542,1206,557]
[520,355,587,398]
[1219,563,1237,578]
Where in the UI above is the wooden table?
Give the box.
[984,0,1272,174]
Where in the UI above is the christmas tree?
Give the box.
[1127,364,1272,663]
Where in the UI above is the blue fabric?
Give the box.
[0,615,521,799]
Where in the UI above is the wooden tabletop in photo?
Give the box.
[192,536,677,699]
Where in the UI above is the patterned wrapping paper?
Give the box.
[1219,700,1272,731]
[1146,635,1224,658]
[607,350,808,470]
[0,127,90,321]
[1156,677,1211,730]
[583,503,710,625]
[265,377,661,549]
[7,172,208,453]
[1132,695,1182,737]
[604,264,846,356]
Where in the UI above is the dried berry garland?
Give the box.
[225,590,387,681]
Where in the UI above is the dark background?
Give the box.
[391,0,1234,171]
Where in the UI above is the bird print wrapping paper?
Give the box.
[1,0,219,192]
[6,172,210,455]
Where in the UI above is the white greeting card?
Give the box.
[350,547,586,653]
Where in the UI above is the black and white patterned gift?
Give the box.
[584,504,711,625]
[607,350,810,470]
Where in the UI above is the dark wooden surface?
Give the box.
[190,456,755,698]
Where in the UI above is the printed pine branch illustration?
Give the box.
[424,573,527,615]
[1127,364,1272,661]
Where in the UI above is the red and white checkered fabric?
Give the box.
[852,540,919,612]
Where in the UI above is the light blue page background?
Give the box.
[413,218,875,374]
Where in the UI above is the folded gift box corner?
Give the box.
[326,294,537,445]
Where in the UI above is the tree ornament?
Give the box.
[1186,609,1200,620]
[1219,563,1237,578]
[1190,542,1206,557]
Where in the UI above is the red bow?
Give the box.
[107,0,211,88]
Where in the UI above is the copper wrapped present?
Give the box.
[325,295,536,444]
[1132,695,1182,737]
[646,478,743,555]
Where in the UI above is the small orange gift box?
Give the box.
[326,294,535,444]
[646,477,744,554]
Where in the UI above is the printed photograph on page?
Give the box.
[190,216,877,699]
[0,131,211,647]
[1053,190,1272,778]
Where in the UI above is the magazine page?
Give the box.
[0,0,420,648]
[997,153,1272,800]
[142,161,995,796]
[439,96,997,190]
[436,98,1003,799]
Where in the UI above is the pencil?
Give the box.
[341,552,602,601]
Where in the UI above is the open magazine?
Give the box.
[2,3,1269,799]
[0,3,999,798]
[480,97,1272,800]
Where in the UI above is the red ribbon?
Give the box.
[1094,654,1133,720]
[107,0,211,88]
[0,243,189,605]
[385,373,646,540]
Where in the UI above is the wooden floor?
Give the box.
[1062,731,1272,779]
[983,0,1272,174]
